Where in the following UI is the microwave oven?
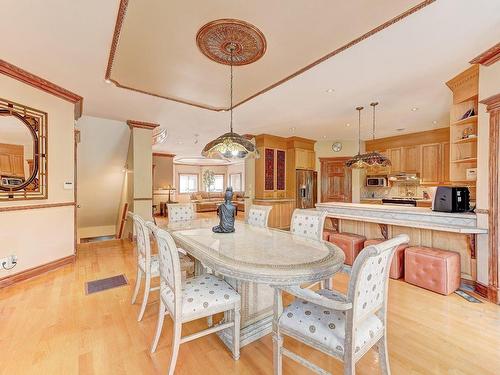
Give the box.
[366,177,387,187]
[1,177,24,187]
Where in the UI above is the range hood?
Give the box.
[388,173,420,183]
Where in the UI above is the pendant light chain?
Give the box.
[230,46,234,133]
[370,102,379,140]
[356,106,363,154]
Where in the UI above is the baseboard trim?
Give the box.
[0,254,75,288]
[474,281,489,299]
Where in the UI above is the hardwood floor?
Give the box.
[1,220,500,374]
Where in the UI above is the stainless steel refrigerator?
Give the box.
[296,169,317,209]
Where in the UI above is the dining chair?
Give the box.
[146,223,241,375]
[246,204,272,228]
[290,209,328,288]
[129,212,160,322]
[272,234,409,375]
[290,209,327,241]
[167,203,195,221]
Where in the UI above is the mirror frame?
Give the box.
[0,98,48,200]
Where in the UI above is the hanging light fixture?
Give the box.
[202,44,258,159]
[346,102,392,169]
[345,106,366,168]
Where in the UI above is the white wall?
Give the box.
[0,74,75,276]
[76,116,129,240]
[314,140,362,203]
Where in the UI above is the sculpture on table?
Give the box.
[212,187,236,233]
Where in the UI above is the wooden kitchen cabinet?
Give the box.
[420,143,442,185]
[441,141,450,184]
[401,145,421,173]
[0,143,25,178]
[295,148,315,170]
[389,148,402,173]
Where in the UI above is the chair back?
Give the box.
[290,209,327,241]
[347,234,409,327]
[128,212,152,262]
[168,203,195,222]
[247,205,272,228]
[147,223,183,316]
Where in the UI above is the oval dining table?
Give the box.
[162,218,345,350]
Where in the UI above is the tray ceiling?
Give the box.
[107,0,427,110]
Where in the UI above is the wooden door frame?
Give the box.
[319,157,352,203]
[481,93,500,304]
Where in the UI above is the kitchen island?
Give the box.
[316,202,487,282]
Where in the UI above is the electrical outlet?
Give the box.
[1,255,17,270]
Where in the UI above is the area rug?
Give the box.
[85,274,128,295]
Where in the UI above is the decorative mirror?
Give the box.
[0,98,47,200]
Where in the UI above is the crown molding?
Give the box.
[470,42,500,66]
[0,59,83,119]
[127,120,160,130]
[105,0,435,112]
[480,93,500,112]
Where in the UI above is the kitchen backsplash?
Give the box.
[361,183,430,199]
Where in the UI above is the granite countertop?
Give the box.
[315,202,486,234]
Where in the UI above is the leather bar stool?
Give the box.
[404,246,460,295]
[364,239,408,279]
[328,232,366,266]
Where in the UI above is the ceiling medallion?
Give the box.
[196,19,267,66]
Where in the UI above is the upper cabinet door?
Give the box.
[420,143,442,185]
[401,145,421,173]
[389,148,402,173]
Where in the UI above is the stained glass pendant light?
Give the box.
[345,102,392,169]
[202,44,258,159]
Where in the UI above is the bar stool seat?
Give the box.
[328,232,366,265]
[364,239,408,279]
[404,246,461,295]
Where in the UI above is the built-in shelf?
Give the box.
[451,115,478,126]
[453,137,477,144]
[451,157,477,164]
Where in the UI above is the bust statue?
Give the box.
[212,187,236,233]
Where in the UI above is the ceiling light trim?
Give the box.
[105,0,435,112]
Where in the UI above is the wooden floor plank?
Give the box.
[1,218,500,374]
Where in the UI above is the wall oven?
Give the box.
[366,177,387,187]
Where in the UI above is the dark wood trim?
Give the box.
[0,60,83,119]
[474,281,489,299]
[0,255,75,288]
[126,120,159,130]
[481,93,500,304]
[153,152,176,158]
[105,0,434,112]
[469,42,500,66]
[0,202,75,213]
[133,197,153,201]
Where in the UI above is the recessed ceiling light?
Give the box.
[432,120,438,124]
[289,127,296,132]
[411,107,418,111]
[322,135,327,139]
[326,88,335,93]
[346,123,351,127]
[177,141,183,145]
[396,128,405,132]
[104,79,112,84]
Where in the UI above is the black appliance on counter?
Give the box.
[432,186,470,212]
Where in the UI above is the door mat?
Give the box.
[85,274,128,295]
[454,289,482,303]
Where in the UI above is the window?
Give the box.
[179,174,198,193]
[209,174,225,192]
[229,173,242,191]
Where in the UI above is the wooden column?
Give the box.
[481,93,500,303]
